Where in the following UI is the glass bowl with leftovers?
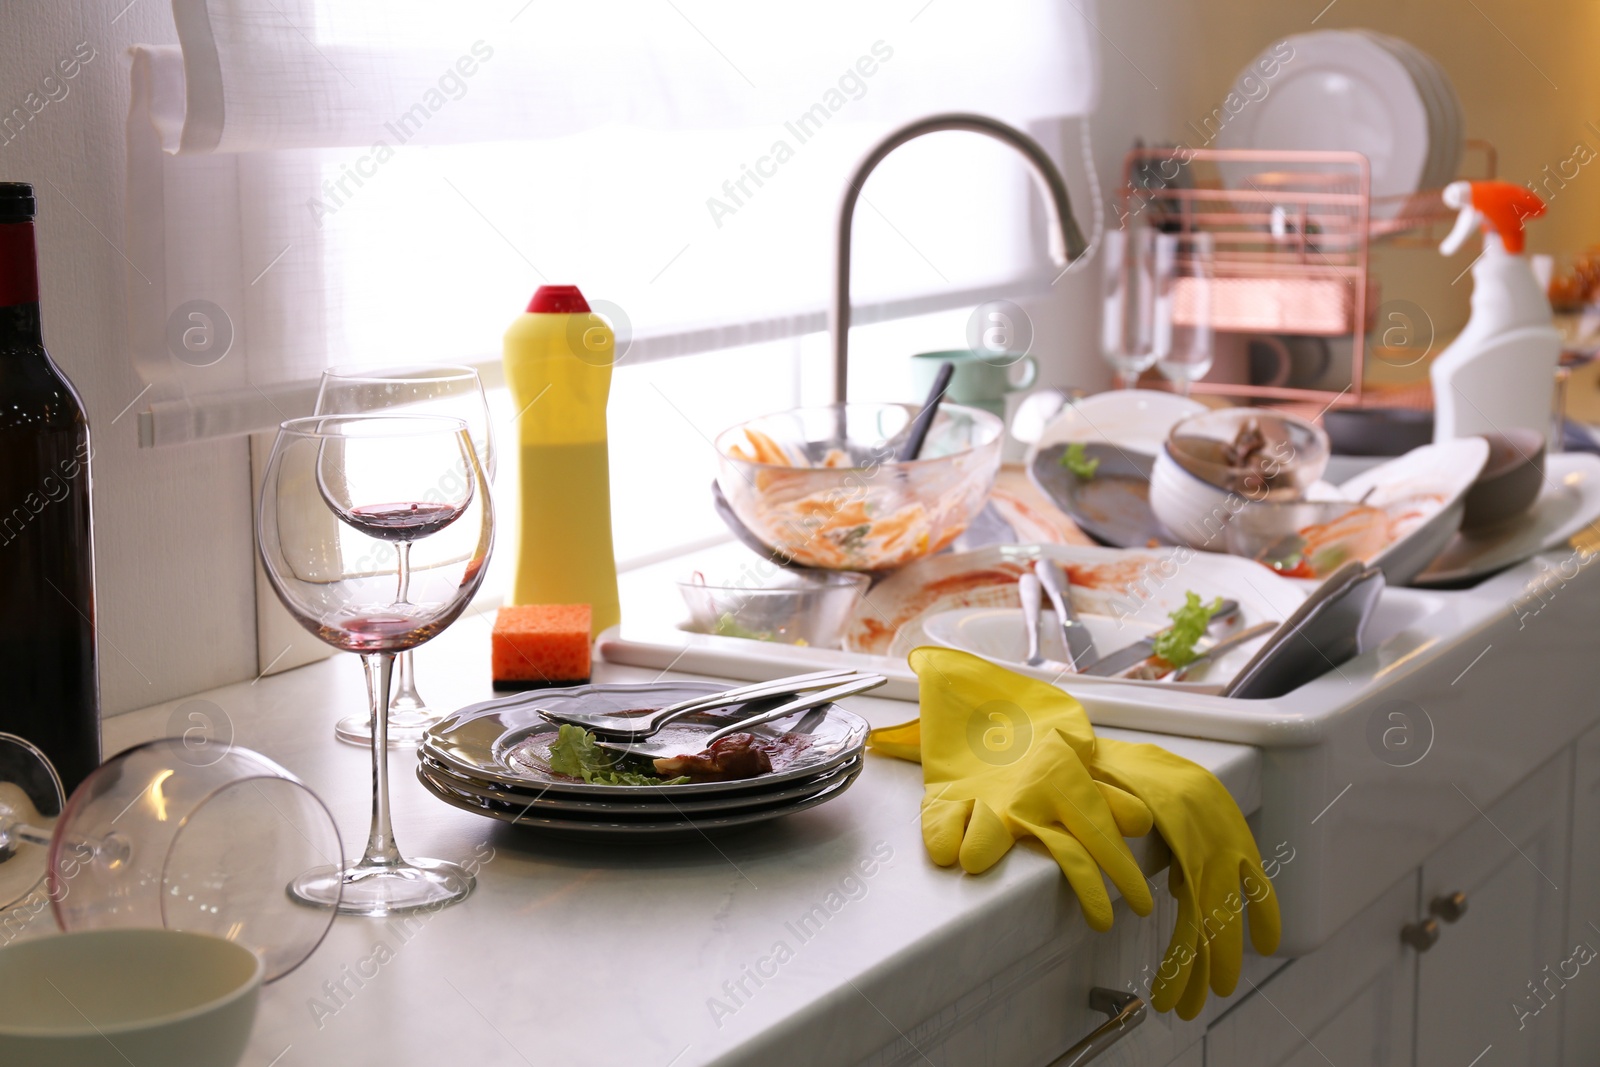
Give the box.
[1224,499,1390,578]
[678,569,868,648]
[715,402,1003,571]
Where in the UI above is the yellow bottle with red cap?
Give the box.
[503,285,619,637]
[1431,181,1562,443]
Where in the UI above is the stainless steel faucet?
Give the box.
[830,112,1091,403]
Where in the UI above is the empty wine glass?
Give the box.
[1102,225,1179,389]
[257,414,492,916]
[1157,232,1216,397]
[0,732,342,983]
[314,365,496,748]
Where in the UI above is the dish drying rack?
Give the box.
[1120,142,1497,408]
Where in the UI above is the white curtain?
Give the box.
[127,0,1099,445]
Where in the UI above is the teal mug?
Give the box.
[911,350,1038,418]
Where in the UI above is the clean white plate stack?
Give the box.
[1217,30,1463,204]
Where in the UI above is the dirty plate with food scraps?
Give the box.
[422,682,869,797]
[1334,437,1487,586]
[1414,451,1600,586]
[841,544,1304,692]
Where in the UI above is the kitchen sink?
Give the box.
[604,541,1600,951]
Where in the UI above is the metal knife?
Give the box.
[1034,559,1095,670]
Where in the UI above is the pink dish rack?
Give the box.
[1120,142,1497,408]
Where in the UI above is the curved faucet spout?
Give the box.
[830,112,1089,403]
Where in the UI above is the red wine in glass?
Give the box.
[342,501,466,542]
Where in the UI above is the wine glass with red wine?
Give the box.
[315,365,495,747]
[257,413,492,915]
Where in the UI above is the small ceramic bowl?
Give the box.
[678,570,869,649]
[1461,430,1546,531]
[1150,444,1236,550]
[0,929,262,1067]
[1166,407,1331,497]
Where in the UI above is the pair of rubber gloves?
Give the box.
[869,647,1280,1020]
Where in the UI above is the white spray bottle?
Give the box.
[1430,181,1560,442]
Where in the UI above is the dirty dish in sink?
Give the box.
[1028,442,1171,549]
[715,402,1003,571]
[921,606,1272,692]
[678,570,868,648]
[1336,437,1487,585]
[1224,499,1390,578]
[1415,451,1600,586]
[840,543,1304,686]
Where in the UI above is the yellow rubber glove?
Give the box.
[869,648,1154,932]
[1089,738,1281,1020]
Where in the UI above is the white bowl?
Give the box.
[0,929,262,1067]
[1150,444,1238,550]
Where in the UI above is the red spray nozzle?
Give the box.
[1441,181,1545,254]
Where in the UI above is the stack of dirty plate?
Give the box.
[417,682,869,838]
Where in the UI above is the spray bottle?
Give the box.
[1430,180,1560,442]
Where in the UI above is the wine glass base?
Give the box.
[333,709,445,748]
[291,857,474,917]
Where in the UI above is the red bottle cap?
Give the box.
[526,285,590,314]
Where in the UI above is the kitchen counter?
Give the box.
[4,616,1261,1067]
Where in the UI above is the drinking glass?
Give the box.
[0,732,342,983]
[314,365,496,747]
[257,414,492,915]
[1102,225,1179,389]
[1157,232,1216,397]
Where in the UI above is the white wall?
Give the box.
[0,0,1195,717]
[0,3,257,715]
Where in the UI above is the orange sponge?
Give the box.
[492,604,591,689]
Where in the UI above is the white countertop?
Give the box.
[10,616,1261,1067]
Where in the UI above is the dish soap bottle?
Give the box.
[503,285,620,637]
[1430,180,1561,443]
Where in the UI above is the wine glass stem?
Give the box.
[395,541,413,605]
[1117,369,1138,390]
[390,649,426,714]
[360,651,405,868]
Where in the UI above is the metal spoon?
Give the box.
[1019,572,1046,668]
[593,674,887,761]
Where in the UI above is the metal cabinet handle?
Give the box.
[1401,918,1441,952]
[1429,891,1468,923]
[1047,988,1147,1066]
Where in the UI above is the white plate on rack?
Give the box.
[1414,452,1600,586]
[1217,31,1433,211]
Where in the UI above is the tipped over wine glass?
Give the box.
[257,413,492,915]
[314,365,496,747]
[0,731,343,982]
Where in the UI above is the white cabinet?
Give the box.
[1203,872,1416,1067]
[1565,723,1600,1062]
[1208,746,1583,1067]
[1414,749,1572,1065]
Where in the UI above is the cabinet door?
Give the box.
[1415,750,1572,1066]
[1203,872,1416,1067]
[1563,724,1600,1063]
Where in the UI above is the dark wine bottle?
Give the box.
[0,182,99,793]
